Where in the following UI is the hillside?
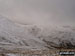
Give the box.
[0,16,75,51]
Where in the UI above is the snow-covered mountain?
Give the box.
[0,15,75,51]
[0,16,46,50]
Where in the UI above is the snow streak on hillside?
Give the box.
[0,16,75,51]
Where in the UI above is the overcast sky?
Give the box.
[0,0,75,26]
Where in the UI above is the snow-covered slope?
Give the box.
[40,26,75,49]
[0,16,75,51]
[0,16,45,50]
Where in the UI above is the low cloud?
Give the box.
[0,0,74,26]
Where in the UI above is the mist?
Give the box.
[0,0,75,50]
[0,0,74,26]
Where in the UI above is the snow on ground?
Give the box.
[0,15,75,51]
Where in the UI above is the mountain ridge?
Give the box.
[0,16,75,51]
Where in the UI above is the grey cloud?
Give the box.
[0,0,74,26]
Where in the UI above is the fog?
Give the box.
[0,0,74,26]
[0,0,75,50]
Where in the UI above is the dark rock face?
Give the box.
[43,39,75,49]
[59,40,75,49]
